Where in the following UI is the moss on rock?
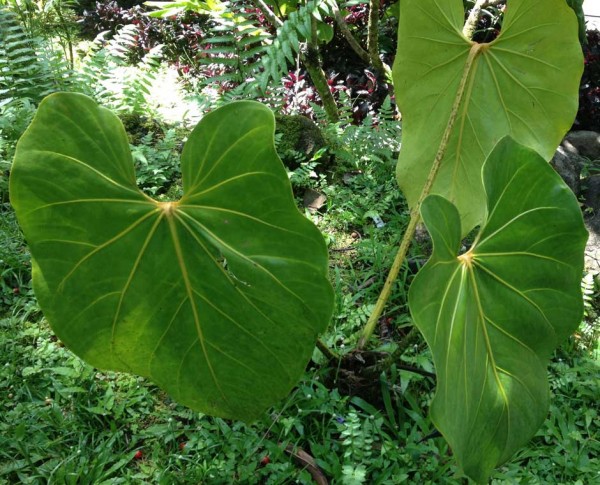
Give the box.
[275,115,328,169]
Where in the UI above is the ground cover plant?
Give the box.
[1,0,599,483]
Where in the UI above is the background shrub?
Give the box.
[576,29,600,132]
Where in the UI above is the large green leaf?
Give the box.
[9,93,334,421]
[394,0,583,234]
[409,137,587,482]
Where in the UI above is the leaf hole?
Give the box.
[466,0,505,44]
[222,258,250,288]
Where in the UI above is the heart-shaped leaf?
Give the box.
[394,0,583,234]
[409,137,587,482]
[10,93,334,420]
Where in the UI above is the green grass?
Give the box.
[0,313,443,483]
[0,203,33,317]
[1,310,598,483]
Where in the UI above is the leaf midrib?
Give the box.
[165,208,228,404]
[170,211,294,380]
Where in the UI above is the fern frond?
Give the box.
[74,26,163,114]
[196,0,270,86]
[256,0,336,89]
[0,8,63,105]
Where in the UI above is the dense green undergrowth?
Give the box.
[1,113,598,482]
[2,309,597,484]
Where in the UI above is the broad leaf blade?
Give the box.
[409,137,587,482]
[10,93,334,421]
[394,0,583,234]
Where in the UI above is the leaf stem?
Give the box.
[316,338,339,361]
[392,362,436,379]
[357,42,484,349]
[366,328,426,375]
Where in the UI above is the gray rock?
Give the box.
[563,130,600,160]
[550,146,584,197]
[303,188,327,212]
[584,212,600,274]
[549,131,600,273]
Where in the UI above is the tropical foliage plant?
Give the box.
[411,138,587,481]
[8,0,589,482]
[0,0,80,67]
[157,0,271,87]
[145,0,393,121]
[349,0,586,480]
[10,94,333,420]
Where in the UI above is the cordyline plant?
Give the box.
[8,0,587,481]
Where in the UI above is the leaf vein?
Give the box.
[167,212,228,404]
[58,209,160,291]
[177,210,318,324]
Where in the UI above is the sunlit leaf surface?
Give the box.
[10,93,333,420]
[394,0,583,234]
[409,137,587,482]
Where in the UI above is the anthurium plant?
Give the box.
[9,96,334,421]
[411,137,587,481]
[8,0,587,481]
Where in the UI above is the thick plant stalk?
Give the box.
[357,42,485,349]
[330,0,370,64]
[303,59,340,122]
[305,15,340,121]
[255,0,283,27]
[367,0,391,78]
